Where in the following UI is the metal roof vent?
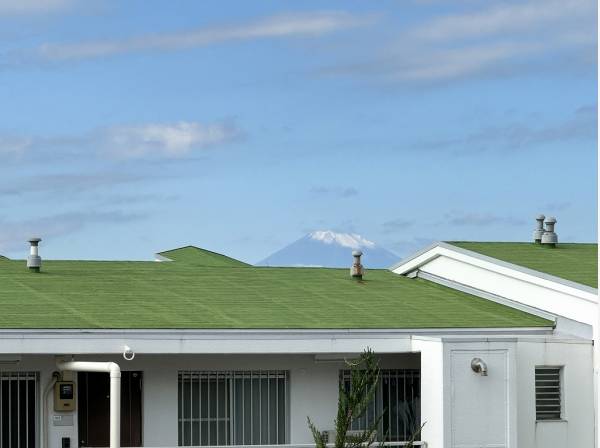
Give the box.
[27,237,42,272]
[541,217,558,248]
[533,214,545,244]
[350,250,363,280]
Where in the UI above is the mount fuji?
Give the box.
[257,230,400,268]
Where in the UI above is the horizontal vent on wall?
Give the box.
[535,367,561,420]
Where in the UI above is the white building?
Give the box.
[0,233,596,448]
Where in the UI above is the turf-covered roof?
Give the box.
[156,245,249,267]
[0,256,552,329]
[448,242,597,288]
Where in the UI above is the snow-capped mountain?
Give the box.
[257,230,400,268]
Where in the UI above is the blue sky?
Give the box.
[0,0,597,262]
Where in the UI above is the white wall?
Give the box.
[441,338,594,448]
[412,338,444,448]
[516,340,594,448]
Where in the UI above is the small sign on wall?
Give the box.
[52,414,74,427]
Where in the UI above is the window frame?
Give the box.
[178,370,290,446]
[0,371,39,448]
[339,368,421,442]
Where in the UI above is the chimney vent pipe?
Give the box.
[533,214,545,244]
[541,217,558,248]
[27,238,42,272]
[350,250,363,280]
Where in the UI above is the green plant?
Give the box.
[307,348,382,448]
[402,422,425,447]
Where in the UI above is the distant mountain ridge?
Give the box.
[257,230,400,268]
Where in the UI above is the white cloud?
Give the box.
[103,121,240,158]
[389,41,542,83]
[410,0,594,42]
[35,11,372,62]
[326,0,596,85]
[0,120,242,161]
[0,0,73,16]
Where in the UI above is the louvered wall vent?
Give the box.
[535,367,562,420]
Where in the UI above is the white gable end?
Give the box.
[391,243,597,335]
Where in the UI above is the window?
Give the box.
[340,369,420,442]
[0,371,38,448]
[535,367,562,420]
[178,371,288,446]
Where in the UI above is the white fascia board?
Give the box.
[0,328,553,355]
[391,242,597,302]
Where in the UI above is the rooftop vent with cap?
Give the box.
[26,237,42,272]
[350,250,363,280]
[533,214,545,244]
[541,217,558,248]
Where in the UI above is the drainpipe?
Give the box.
[43,372,60,448]
[56,360,121,448]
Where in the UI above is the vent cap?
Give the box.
[541,216,558,247]
[350,250,363,280]
[533,214,545,244]
[26,237,42,272]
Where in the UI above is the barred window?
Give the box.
[341,369,420,442]
[0,371,38,448]
[535,367,562,420]
[178,371,288,446]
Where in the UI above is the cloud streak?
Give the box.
[0,210,145,253]
[382,218,415,234]
[443,211,526,227]
[325,0,596,85]
[310,186,359,198]
[0,172,145,197]
[0,0,74,16]
[414,105,597,152]
[0,120,242,161]
[8,11,372,64]
[410,0,592,42]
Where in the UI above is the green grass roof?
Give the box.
[0,258,551,329]
[449,242,597,288]
[157,246,249,267]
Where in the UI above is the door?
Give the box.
[78,371,143,447]
[450,350,509,448]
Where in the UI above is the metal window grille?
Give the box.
[535,367,562,420]
[341,369,420,442]
[0,371,38,448]
[178,371,288,446]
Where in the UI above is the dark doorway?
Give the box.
[78,371,143,447]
